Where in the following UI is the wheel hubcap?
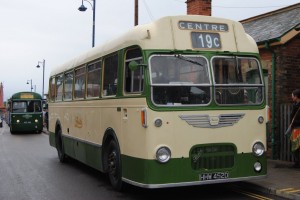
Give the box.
[108,151,117,176]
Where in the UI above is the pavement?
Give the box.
[243,159,300,200]
[42,128,299,199]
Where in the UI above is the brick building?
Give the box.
[186,1,300,159]
[241,4,300,159]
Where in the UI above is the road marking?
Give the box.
[278,188,300,193]
[278,188,294,192]
[233,189,273,200]
[286,189,300,193]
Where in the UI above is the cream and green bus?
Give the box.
[48,15,268,190]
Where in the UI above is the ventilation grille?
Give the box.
[191,144,235,170]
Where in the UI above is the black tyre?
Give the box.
[10,126,15,134]
[56,129,67,163]
[106,140,123,191]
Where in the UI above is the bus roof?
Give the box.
[11,92,42,100]
[50,15,258,76]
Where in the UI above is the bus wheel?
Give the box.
[106,140,123,191]
[56,129,67,163]
[10,127,15,134]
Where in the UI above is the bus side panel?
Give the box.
[64,136,103,171]
[63,136,76,159]
[85,142,103,171]
[49,131,104,171]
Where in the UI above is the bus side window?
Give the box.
[64,71,74,100]
[55,74,64,102]
[124,48,143,93]
[49,77,56,102]
[87,61,101,98]
[103,54,118,96]
[74,67,86,99]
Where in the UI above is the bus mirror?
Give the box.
[129,61,139,71]
[129,61,147,71]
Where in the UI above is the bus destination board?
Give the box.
[20,93,34,99]
[191,32,221,49]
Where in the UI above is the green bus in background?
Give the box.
[7,92,43,134]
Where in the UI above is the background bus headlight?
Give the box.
[16,120,20,123]
[156,146,171,163]
[35,119,39,123]
[252,142,265,156]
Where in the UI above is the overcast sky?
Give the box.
[1,0,299,101]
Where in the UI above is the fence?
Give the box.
[279,103,293,161]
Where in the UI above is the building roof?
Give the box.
[241,3,300,44]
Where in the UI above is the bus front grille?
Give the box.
[191,144,235,170]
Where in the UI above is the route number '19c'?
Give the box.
[191,32,221,49]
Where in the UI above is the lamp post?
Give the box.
[78,0,96,48]
[36,59,45,99]
[135,0,138,26]
[27,79,33,92]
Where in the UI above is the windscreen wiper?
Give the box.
[174,54,203,66]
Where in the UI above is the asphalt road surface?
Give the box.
[0,122,284,200]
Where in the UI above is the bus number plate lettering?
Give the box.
[200,172,229,181]
[191,32,221,49]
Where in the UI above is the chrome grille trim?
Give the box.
[179,113,245,128]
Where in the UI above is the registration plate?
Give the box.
[200,172,229,181]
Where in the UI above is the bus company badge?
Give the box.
[75,116,83,128]
[22,114,32,119]
[209,116,219,126]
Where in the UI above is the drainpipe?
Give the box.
[265,42,276,159]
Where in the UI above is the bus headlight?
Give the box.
[156,146,171,163]
[35,119,38,123]
[16,120,20,123]
[254,162,262,172]
[252,142,265,156]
